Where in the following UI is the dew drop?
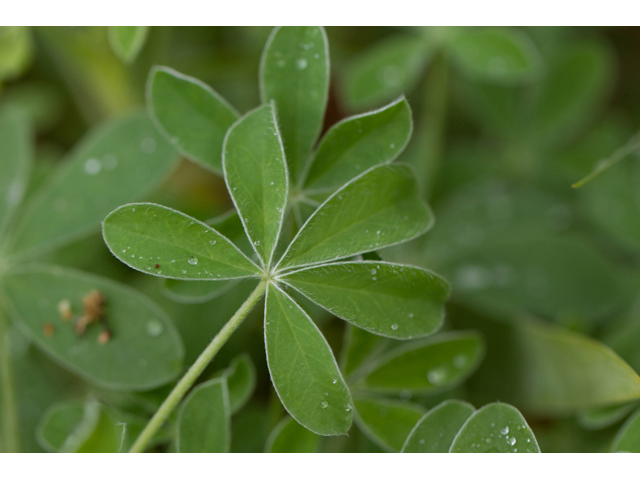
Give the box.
[84,158,102,175]
[408,312,414,319]
[320,400,328,409]
[103,154,118,170]
[500,426,509,435]
[391,323,398,331]
[419,439,425,445]
[254,240,261,246]
[453,354,468,369]
[332,379,338,384]
[181,270,187,274]
[507,436,517,446]
[140,138,157,154]
[296,58,308,70]
[345,404,352,412]
[146,320,164,337]
[427,367,447,385]
[209,240,217,245]
[370,269,377,275]
[188,257,198,265]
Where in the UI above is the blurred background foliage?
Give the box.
[2,26,640,453]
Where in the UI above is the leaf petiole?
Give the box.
[129,279,267,453]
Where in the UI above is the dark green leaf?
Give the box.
[225,354,257,414]
[358,331,484,393]
[449,28,542,83]
[2,265,184,390]
[147,66,239,173]
[344,35,429,111]
[304,97,412,192]
[102,203,260,281]
[402,400,475,452]
[353,394,425,452]
[260,26,329,182]
[223,103,288,267]
[264,284,352,436]
[265,415,320,453]
[282,261,449,339]
[177,378,231,453]
[612,407,640,452]
[450,402,540,453]
[278,164,433,270]
[341,325,386,379]
[9,112,177,257]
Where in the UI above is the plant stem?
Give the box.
[129,279,268,453]
[0,304,19,453]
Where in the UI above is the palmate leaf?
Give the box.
[304,97,413,193]
[0,111,31,240]
[147,66,239,173]
[278,164,433,270]
[353,394,426,452]
[108,26,149,64]
[102,203,260,281]
[223,103,288,267]
[9,112,178,258]
[357,331,484,394]
[1,265,184,390]
[260,26,329,183]
[449,403,540,453]
[177,378,231,453]
[264,284,352,436]
[265,415,320,453]
[281,261,449,339]
[402,400,475,453]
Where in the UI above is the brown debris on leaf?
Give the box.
[43,322,55,337]
[74,289,106,336]
[57,299,73,321]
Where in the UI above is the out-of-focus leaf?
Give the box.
[450,403,540,453]
[531,40,614,145]
[177,378,230,453]
[222,354,257,414]
[147,67,239,173]
[353,394,425,452]
[260,26,328,182]
[162,278,238,304]
[304,97,412,192]
[223,103,288,267]
[0,111,31,239]
[402,400,475,453]
[612,407,640,452]
[358,332,484,394]
[0,82,65,133]
[264,284,352,436]
[0,27,32,81]
[102,203,260,281]
[449,28,542,84]
[108,26,149,64]
[9,112,177,257]
[343,35,430,111]
[341,324,386,380]
[579,401,638,431]
[282,261,448,339]
[2,265,184,391]
[279,165,433,270]
[265,415,320,453]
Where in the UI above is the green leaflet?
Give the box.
[223,103,288,267]
[402,400,475,453]
[260,26,329,182]
[264,284,352,436]
[108,26,149,64]
[358,331,484,394]
[2,265,184,391]
[612,407,640,452]
[304,97,412,192]
[177,378,231,453]
[282,261,449,339]
[531,40,614,145]
[0,26,32,82]
[147,67,239,173]
[353,394,426,452]
[36,401,87,452]
[221,354,257,414]
[0,111,31,240]
[341,324,386,379]
[511,319,640,413]
[278,164,433,270]
[265,415,320,453]
[450,403,540,453]
[344,35,430,111]
[162,278,238,304]
[449,28,542,84]
[579,402,638,431]
[9,112,177,258]
[102,203,260,281]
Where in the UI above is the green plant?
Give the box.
[101,26,459,452]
